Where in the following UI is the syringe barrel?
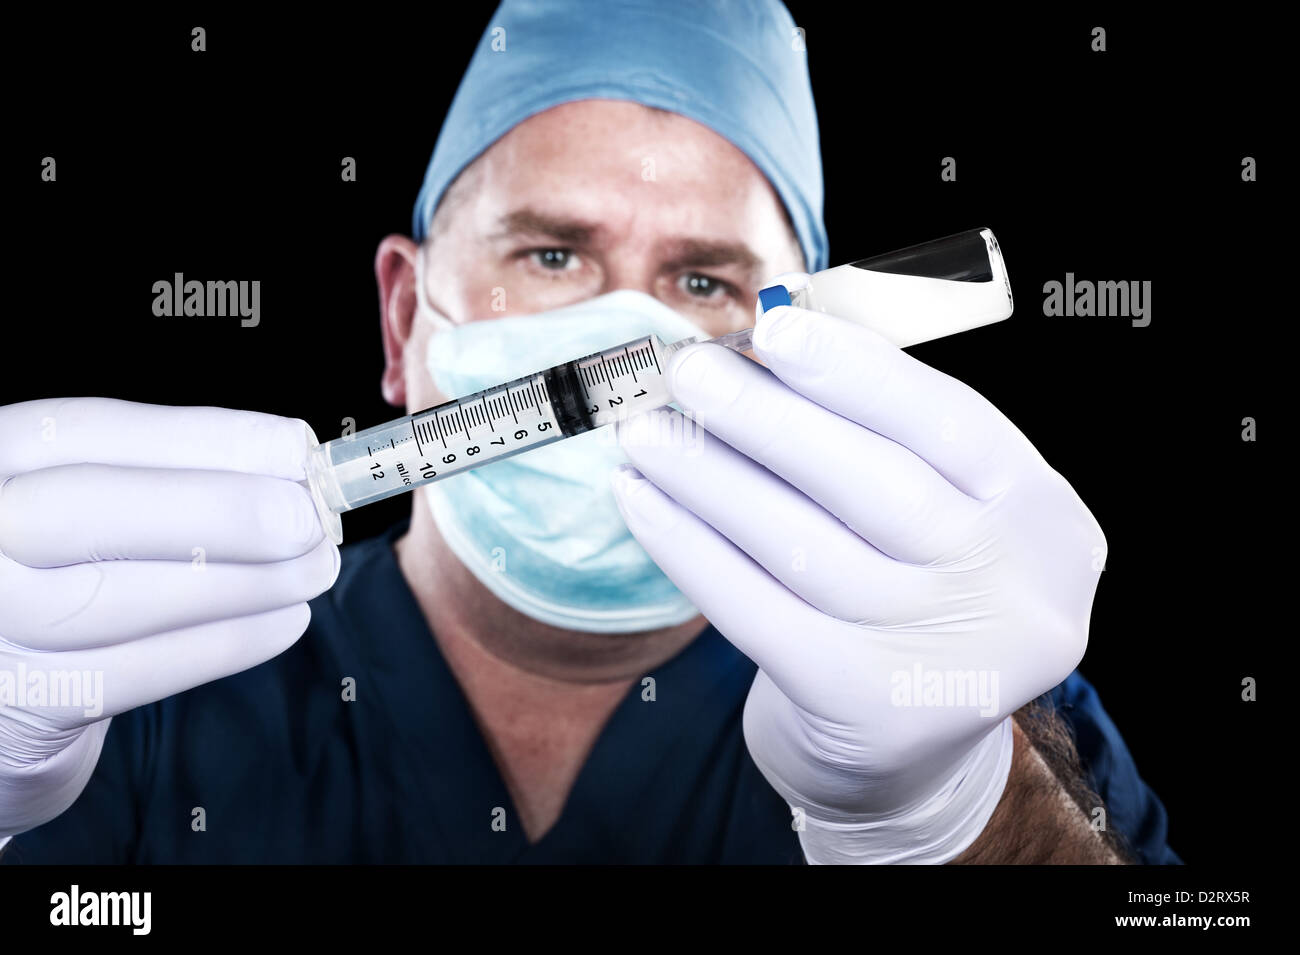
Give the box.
[308,368,565,516]
[305,332,681,532]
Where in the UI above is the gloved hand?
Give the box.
[611,303,1105,864]
[0,398,340,839]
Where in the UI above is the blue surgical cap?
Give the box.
[411,0,827,273]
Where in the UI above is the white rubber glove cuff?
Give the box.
[797,717,1015,865]
[0,719,111,838]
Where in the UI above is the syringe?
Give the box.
[305,328,752,544]
[305,227,1012,544]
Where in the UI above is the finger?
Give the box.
[610,465,847,708]
[4,603,316,721]
[0,465,324,568]
[616,410,945,624]
[752,306,1041,499]
[0,398,317,481]
[665,343,978,564]
[0,538,339,651]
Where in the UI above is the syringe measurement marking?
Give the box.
[334,346,672,508]
[575,344,656,409]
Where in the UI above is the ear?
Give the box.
[376,235,419,407]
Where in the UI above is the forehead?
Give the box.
[450,99,796,248]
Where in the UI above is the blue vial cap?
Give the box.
[758,285,792,313]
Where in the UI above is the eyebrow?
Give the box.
[491,208,763,274]
[657,238,761,274]
[490,209,599,245]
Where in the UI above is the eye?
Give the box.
[527,248,580,271]
[680,272,734,300]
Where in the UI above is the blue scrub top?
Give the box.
[3,521,1180,864]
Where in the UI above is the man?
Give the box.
[0,0,1176,863]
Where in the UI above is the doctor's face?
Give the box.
[389,98,806,415]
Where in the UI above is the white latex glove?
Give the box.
[0,398,340,839]
[611,304,1104,864]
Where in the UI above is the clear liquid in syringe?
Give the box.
[308,332,684,516]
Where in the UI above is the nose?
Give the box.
[597,247,659,301]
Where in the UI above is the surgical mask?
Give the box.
[413,248,706,633]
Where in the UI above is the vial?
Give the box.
[757,227,1013,348]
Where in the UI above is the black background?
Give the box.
[6,5,1277,869]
